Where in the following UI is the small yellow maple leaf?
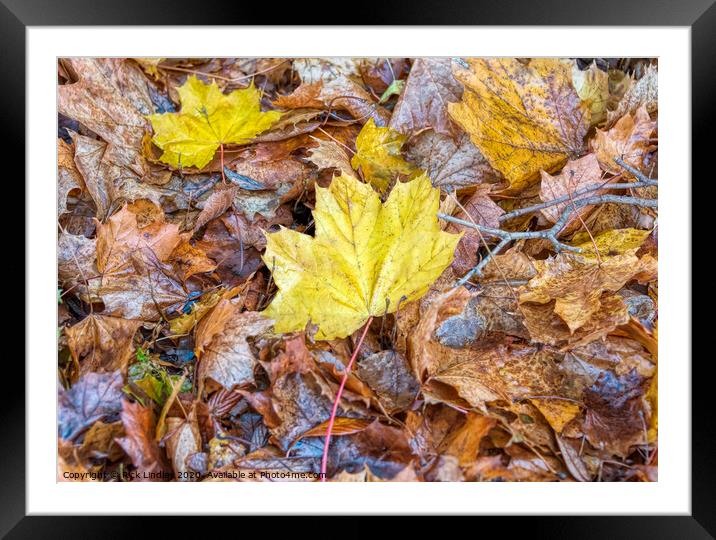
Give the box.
[350,118,418,194]
[448,58,589,192]
[147,76,281,169]
[570,228,651,258]
[262,173,461,340]
[572,61,609,126]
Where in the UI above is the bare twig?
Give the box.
[499,178,658,222]
[440,193,658,285]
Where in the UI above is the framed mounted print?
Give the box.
[5,0,712,535]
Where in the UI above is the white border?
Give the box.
[28,27,690,515]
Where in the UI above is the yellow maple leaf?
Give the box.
[350,118,418,194]
[448,58,589,192]
[570,228,651,258]
[147,76,281,169]
[262,173,460,340]
[572,61,609,126]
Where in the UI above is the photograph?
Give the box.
[56,56,660,483]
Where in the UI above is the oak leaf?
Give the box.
[448,58,589,191]
[350,119,418,194]
[148,76,281,169]
[262,173,460,340]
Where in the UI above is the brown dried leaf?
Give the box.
[389,58,462,137]
[59,58,148,174]
[521,295,630,348]
[406,131,501,191]
[356,350,419,413]
[306,138,355,178]
[442,413,495,466]
[193,185,239,232]
[199,311,273,391]
[58,370,124,441]
[539,153,606,226]
[169,239,217,281]
[607,65,657,127]
[583,370,647,456]
[96,205,181,274]
[116,400,171,480]
[65,314,142,375]
[58,138,84,216]
[591,105,656,176]
[520,251,657,333]
[165,407,202,481]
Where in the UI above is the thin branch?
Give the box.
[439,194,658,283]
[499,178,658,223]
[614,157,655,183]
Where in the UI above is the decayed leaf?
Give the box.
[539,153,605,226]
[169,239,217,280]
[58,370,124,441]
[95,205,180,274]
[442,413,495,466]
[356,350,419,413]
[406,131,501,191]
[65,314,142,375]
[583,370,648,456]
[410,287,472,381]
[58,139,84,216]
[193,185,239,232]
[77,420,125,462]
[449,58,589,191]
[555,435,591,481]
[572,61,609,126]
[199,311,273,391]
[520,295,630,348]
[116,399,171,479]
[591,105,656,176]
[165,407,202,481]
[434,284,529,346]
[607,64,657,127]
[520,250,657,333]
[307,138,355,178]
[58,232,100,303]
[59,58,148,175]
[262,173,460,339]
[97,255,186,321]
[389,58,462,137]
[350,119,418,193]
[295,417,373,442]
[148,76,281,168]
[274,74,390,127]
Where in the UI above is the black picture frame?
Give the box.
[5,0,709,536]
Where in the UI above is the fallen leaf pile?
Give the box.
[58,57,658,483]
